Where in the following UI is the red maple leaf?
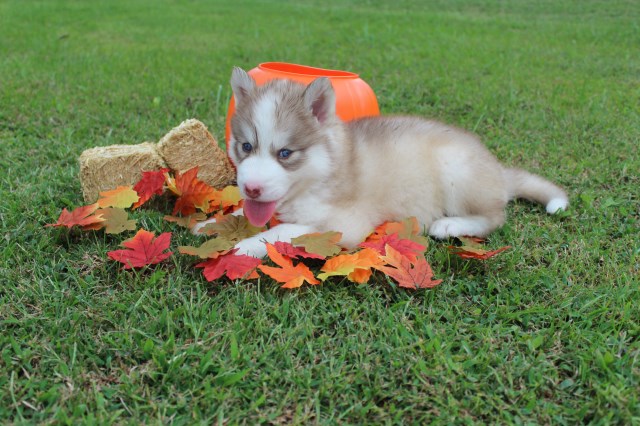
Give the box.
[272,241,326,260]
[107,229,173,269]
[166,167,218,216]
[196,249,262,281]
[258,243,320,289]
[447,236,511,260]
[46,203,105,229]
[359,233,426,262]
[132,168,169,209]
[373,245,442,290]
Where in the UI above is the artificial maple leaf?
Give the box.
[96,186,140,209]
[196,249,262,281]
[107,229,173,269]
[166,167,218,216]
[359,233,426,262]
[209,185,243,213]
[46,203,105,229]
[291,231,343,258]
[272,241,326,260]
[132,168,169,209]
[366,217,429,248]
[447,236,511,260]
[348,268,373,284]
[164,212,208,229]
[95,207,137,234]
[373,245,442,290]
[268,216,282,228]
[81,221,107,231]
[258,243,320,289]
[317,248,383,283]
[178,237,235,259]
[199,214,263,241]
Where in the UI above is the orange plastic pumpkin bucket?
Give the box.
[225,62,379,148]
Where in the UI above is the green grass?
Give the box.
[1,0,639,423]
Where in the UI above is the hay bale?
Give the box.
[79,142,166,203]
[156,118,236,188]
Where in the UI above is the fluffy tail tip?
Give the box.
[546,197,569,214]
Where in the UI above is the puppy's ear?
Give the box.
[230,67,256,104]
[303,77,336,123]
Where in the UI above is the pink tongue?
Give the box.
[243,199,277,227]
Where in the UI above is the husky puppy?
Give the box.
[194,67,568,258]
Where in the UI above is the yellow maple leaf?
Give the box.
[97,186,140,209]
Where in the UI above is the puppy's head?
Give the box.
[227,67,338,226]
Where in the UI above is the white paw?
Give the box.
[428,218,466,239]
[233,237,267,258]
[546,198,568,214]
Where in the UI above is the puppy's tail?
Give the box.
[504,168,568,214]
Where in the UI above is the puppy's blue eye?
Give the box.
[278,149,292,159]
[241,142,252,153]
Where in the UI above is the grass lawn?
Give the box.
[1,0,639,423]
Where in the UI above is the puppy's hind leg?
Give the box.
[429,166,509,239]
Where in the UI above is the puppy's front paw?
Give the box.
[234,237,268,258]
[428,218,465,239]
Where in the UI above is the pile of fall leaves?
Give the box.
[47,167,509,290]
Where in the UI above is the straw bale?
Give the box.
[79,142,166,203]
[156,119,236,188]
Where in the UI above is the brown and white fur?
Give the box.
[194,67,568,258]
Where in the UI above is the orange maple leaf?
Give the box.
[258,243,320,289]
[317,248,383,283]
[132,168,169,209]
[46,203,105,229]
[97,186,140,209]
[107,229,173,269]
[374,245,442,290]
[166,167,217,216]
[447,236,511,260]
[209,185,243,213]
